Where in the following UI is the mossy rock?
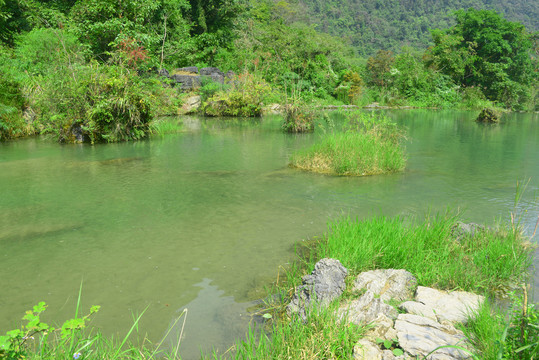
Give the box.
[476,108,500,123]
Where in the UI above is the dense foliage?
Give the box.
[0,0,537,142]
[297,0,538,56]
[426,9,536,109]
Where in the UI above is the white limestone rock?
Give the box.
[353,269,417,301]
[399,286,484,324]
[395,314,473,359]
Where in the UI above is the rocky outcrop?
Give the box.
[159,66,234,91]
[353,269,417,301]
[399,286,484,324]
[287,258,347,321]
[288,260,485,360]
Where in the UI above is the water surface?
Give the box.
[0,110,537,358]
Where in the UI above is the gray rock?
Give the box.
[176,66,198,74]
[181,95,201,114]
[200,67,224,76]
[225,70,236,79]
[209,73,225,84]
[399,286,484,324]
[159,68,170,77]
[395,314,473,359]
[451,222,487,241]
[354,269,417,302]
[339,290,398,325]
[364,313,398,342]
[287,258,347,321]
[170,74,201,90]
[354,339,383,360]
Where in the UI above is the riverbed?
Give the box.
[0,110,537,359]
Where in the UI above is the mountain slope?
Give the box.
[298,0,539,55]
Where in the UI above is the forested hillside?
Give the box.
[0,0,537,143]
[299,0,539,55]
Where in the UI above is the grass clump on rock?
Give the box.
[290,112,406,176]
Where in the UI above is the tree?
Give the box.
[427,8,536,109]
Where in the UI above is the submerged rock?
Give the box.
[287,258,347,321]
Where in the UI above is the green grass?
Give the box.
[319,213,532,295]
[290,112,406,176]
[214,303,368,360]
[210,211,534,360]
[150,118,183,136]
[290,131,406,176]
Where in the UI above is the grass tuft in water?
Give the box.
[290,112,406,176]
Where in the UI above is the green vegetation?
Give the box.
[0,0,537,142]
[290,112,406,176]
[223,304,368,359]
[298,0,538,56]
[207,211,535,359]
[201,72,271,117]
[281,104,317,133]
[0,293,187,360]
[319,214,531,295]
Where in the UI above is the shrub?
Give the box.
[281,104,317,133]
[0,71,30,140]
[202,72,271,117]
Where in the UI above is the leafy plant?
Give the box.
[376,337,404,356]
[0,301,100,359]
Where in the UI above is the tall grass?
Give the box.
[318,213,532,295]
[215,303,367,360]
[291,131,406,176]
[290,111,406,176]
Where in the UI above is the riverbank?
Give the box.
[214,214,537,359]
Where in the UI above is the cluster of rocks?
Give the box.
[159,66,235,91]
[287,259,485,360]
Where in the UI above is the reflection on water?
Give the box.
[0,111,538,359]
[161,278,253,359]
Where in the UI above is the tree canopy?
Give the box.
[426,8,536,109]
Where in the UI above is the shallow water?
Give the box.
[0,110,537,359]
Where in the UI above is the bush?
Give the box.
[281,104,317,133]
[0,71,30,140]
[202,72,271,117]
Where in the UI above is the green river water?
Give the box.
[0,110,538,359]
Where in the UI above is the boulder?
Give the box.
[395,314,473,359]
[338,290,398,325]
[399,286,484,324]
[451,222,487,242]
[353,269,417,302]
[176,66,198,74]
[354,338,384,360]
[159,68,170,77]
[181,95,201,114]
[170,74,201,91]
[200,67,224,76]
[287,258,347,321]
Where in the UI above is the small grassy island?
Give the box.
[290,112,406,176]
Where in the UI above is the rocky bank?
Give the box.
[287,259,485,359]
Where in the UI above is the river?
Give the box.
[0,110,537,359]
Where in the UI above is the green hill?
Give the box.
[298,0,539,55]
